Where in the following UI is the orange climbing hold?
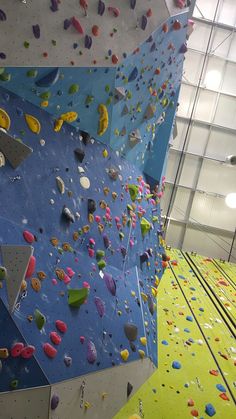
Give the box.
[92,25,100,36]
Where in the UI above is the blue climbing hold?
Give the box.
[128,67,138,82]
[161,340,168,345]
[35,68,60,87]
[172,361,181,369]
[216,384,226,393]
[205,403,216,417]
[186,315,193,322]
[184,328,190,333]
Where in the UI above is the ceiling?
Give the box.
[161,0,236,262]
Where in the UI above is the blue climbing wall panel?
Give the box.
[0,86,164,389]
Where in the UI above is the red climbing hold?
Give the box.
[43,343,57,358]
[11,342,24,358]
[50,332,62,345]
[219,393,230,401]
[21,345,36,359]
[209,369,219,376]
[23,230,35,244]
[191,410,199,417]
[55,320,67,333]
[71,16,84,34]
[25,255,36,278]
[146,8,152,17]
[162,23,168,33]
[173,20,182,30]
[112,54,119,64]
[92,25,100,36]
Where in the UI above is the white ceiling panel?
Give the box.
[214,94,236,129]
[197,159,236,195]
[179,155,201,188]
[205,127,236,160]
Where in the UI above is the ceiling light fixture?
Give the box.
[225,193,236,209]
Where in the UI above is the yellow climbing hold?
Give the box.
[60,111,78,123]
[102,149,108,158]
[129,415,142,419]
[120,349,129,362]
[84,401,91,409]
[140,292,148,302]
[54,118,64,132]
[140,337,147,346]
[40,101,49,108]
[24,114,41,134]
[97,104,108,136]
[0,108,10,130]
[138,349,145,359]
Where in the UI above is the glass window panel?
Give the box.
[165,151,180,183]
[193,0,218,21]
[165,221,185,249]
[205,127,236,160]
[160,183,173,214]
[221,62,236,95]
[172,119,189,150]
[187,122,209,155]
[177,84,197,118]
[171,187,192,221]
[194,89,218,122]
[187,22,211,52]
[217,0,236,27]
[214,94,236,129]
[183,50,204,85]
[179,155,201,189]
[203,56,225,90]
[183,227,232,260]
[197,159,236,196]
[228,32,236,62]
[210,27,232,59]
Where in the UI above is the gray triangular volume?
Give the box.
[114,87,126,103]
[1,245,33,312]
[129,129,141,148]
[121,104,129,116]
[143,104,156,120]
[0,129,33,169]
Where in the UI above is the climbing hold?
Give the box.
[11,342,24,358]
[74,148,85,162]
[140,15,147,30]
[179,43,187,53]
[140,218,151,236]
[62,206,75,223]
[21,345,35,359]
[140,337,147,346]
[0,108,10,130]
[0,9,6,21]
[10,379,19,390]
[124,323,138,341]
[0,348,9,359]
[50,331,62,345]
[23,230,35,244]
[205,403,216,417]
[94,296,105,317]
[128,67,138,82]
[32,24,40,39]
[127,382,133,397]
[130,0,136,9]
[56,176,65,194]
[43,343,57,358]
[0,266,7,280]
[129,416,141,419]
[104,272,116,296]
[108,6,120,17]
[64,355,72,367]
[60,111,78,123]
[34,308,46,330]
[68,288,89,308]
[148,295,155,315]
[51,394,60,410]
[31,277,41,292]
[97,104,109,136]
[128,184,139,202]
[216,384,226,393]
[68,84,79,94]
[24,114,41,134]
[55,320,67,333]
[138,350,145,359]
[120,349,129,362]
[84,35,92,49]
[102,149,108,158]
[162,23,168,33]
[71,16,84,34]
[25,255,36,278]
[35,68,60,87]
[98,0,105,16]
[173,20,182,30]
[88,198,96,214]
[92,25,100,36]
[144,104,156,120]
[54,118,63,132]
[87,340,97,364]
[172,360,182,369]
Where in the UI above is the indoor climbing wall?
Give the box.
[0,0,187,67]
[114,249,236,419]
[0,85,166,417]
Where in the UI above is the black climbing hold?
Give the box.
[80,130,91,145]
[88,199,96,214]
[127,382,133,398]
[74,148,85,162]
[124,323,138,341]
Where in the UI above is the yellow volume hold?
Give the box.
[97,104,108,136]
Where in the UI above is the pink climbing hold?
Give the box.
[108,6,120,17]
[52,278,57,285]
[50,331,62,345]
[95,215,101,223]
[43,343,57,358]
[115,216,120,223]
[63,274,71,285]
[80,336,85,344]
[89,238,96,246]
[83,281,90,289]
[11,342,24,358]
[55,320,67,333]
[129,239,134,247]
[146,8,152,17]
[23,230,35,244]
[25,255,36,278]
[66,267,75,278]
[21,345,36,359]
[88,248,95,258]
[71,16,84,34]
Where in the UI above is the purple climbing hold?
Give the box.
[0,53,6,60]
[98,0,105,16]
[51,394,59,410]
[64,18,72,30]
[84,35,92,49]
[130,0,136,10]
[87,340,97,364]
[179,43,187,53]
[50,0,59,12]
[141,15,147,30]
[150,42,156,52]
[128,67,138,82]
[0,9,6,21]
[94,296,105,318]
[32,24,40,39]
[104,272,116,296]
[103,234,110,249]
[120,246,127,258]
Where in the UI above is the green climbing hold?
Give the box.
[105,85,110,93]
[0,72,11,82]
[10,379,19,390]
[68,84,79,94]
[152,216,158,223]
[0,68,5,75]
[68,288,89,308]
[97,260,106,270]
[128,184,139,202]
[34,309,46,330]
[85,95,94,106]
[96,250,105,261]
[24,41,30,49]
[140,217,151,237]
[40,91,51,100]
[0,266,7,280]
[26,69,38,78]
[106,97,112,106]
